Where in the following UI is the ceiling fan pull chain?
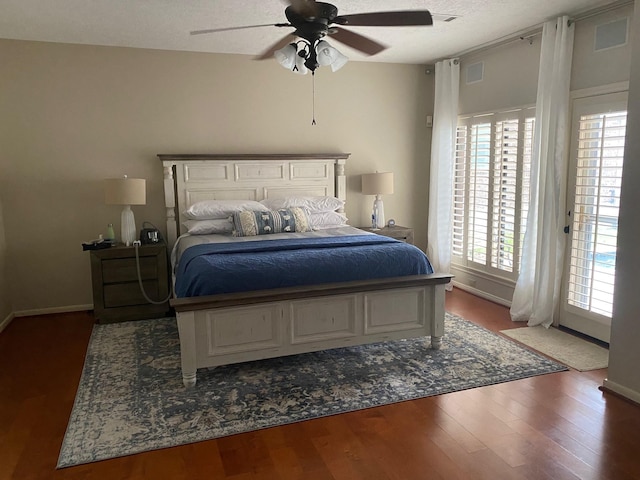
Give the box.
[311,72,317,125]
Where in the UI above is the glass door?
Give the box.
[560,91,628,343]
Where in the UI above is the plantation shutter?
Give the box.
[567,109,626,317]
[452,108,535,282]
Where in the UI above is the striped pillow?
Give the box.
[232,208,312,237]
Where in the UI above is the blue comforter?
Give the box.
[175,235,433,298]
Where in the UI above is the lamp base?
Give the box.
[121,205,137,246]
[372,195,385,230]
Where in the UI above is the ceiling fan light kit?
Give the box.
[275,39,347,74]
[191,0,433,74]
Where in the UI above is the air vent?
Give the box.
[466,62,484,84]
[595,18,628,51]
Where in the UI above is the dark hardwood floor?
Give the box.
[2,288,640,479]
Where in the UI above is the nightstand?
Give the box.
[359,225,414,245]
[89,243,171,323]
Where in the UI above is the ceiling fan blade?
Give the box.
[191,24,287,36]
[330,27,386,56]
[255,33,297,60]
[338,11,433,27]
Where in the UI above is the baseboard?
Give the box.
[452,281,512,308]
[13,304,93,318]
[0,311,15,334]
[601,379,640,405]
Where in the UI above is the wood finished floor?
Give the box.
[2,288,640,479]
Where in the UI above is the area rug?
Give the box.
[58,313,568,468]
[500,326,609,371]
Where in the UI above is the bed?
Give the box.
[159,153,452,387]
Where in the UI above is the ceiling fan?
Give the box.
[191,0,433,73]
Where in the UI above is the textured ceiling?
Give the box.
[0,0,625,64]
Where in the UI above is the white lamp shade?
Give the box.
[104,177,146,206]
[361,172,394,195]
[274,44,297,70]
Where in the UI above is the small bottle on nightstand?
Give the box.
[105,223,115,244]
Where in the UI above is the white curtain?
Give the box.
[511,16,575,327]
[427,58,459,286]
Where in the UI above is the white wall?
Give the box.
[453,4,633,304]
[606,1,640,403]
[0,40,433,313]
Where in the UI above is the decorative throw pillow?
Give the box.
[232,207,312,237]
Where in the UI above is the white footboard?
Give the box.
[172,275,449,387]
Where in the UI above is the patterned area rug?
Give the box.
[58,313,568,468]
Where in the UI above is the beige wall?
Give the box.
[0,40,433,313]
[459,3,634,117]
[459,39,541,115]
[571,5,634,92]
[0,197,10,322]
[607,1,640,401]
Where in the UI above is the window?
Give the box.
[567,109,626,317]
[453,108,535,281]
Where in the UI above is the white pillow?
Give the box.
[309,211,349,229]
[183,199,268,220]
[260,196,344,213]
[183,218,234,235]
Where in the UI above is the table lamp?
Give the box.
[361,172,394,230]
[104,175,146,246]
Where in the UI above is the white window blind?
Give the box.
[453,108,535,281]
[567,109,626,317]
[468,122,491,265]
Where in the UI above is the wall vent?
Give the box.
[595,17,628,52]
[466,62,484,84]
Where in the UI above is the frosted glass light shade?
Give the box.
[361,172,394,195]
[316,40,348,72]
[274,44,297,70]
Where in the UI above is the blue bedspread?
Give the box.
[175,235,433,298]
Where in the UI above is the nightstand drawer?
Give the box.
[102,257,158,283]
[104,280,160,307]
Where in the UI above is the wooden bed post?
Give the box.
[163,162,178,248]
[176,311,198,387]
[335,158,347,212]
[430,284,446,349]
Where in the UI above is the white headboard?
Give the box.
[158,153,350,248]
